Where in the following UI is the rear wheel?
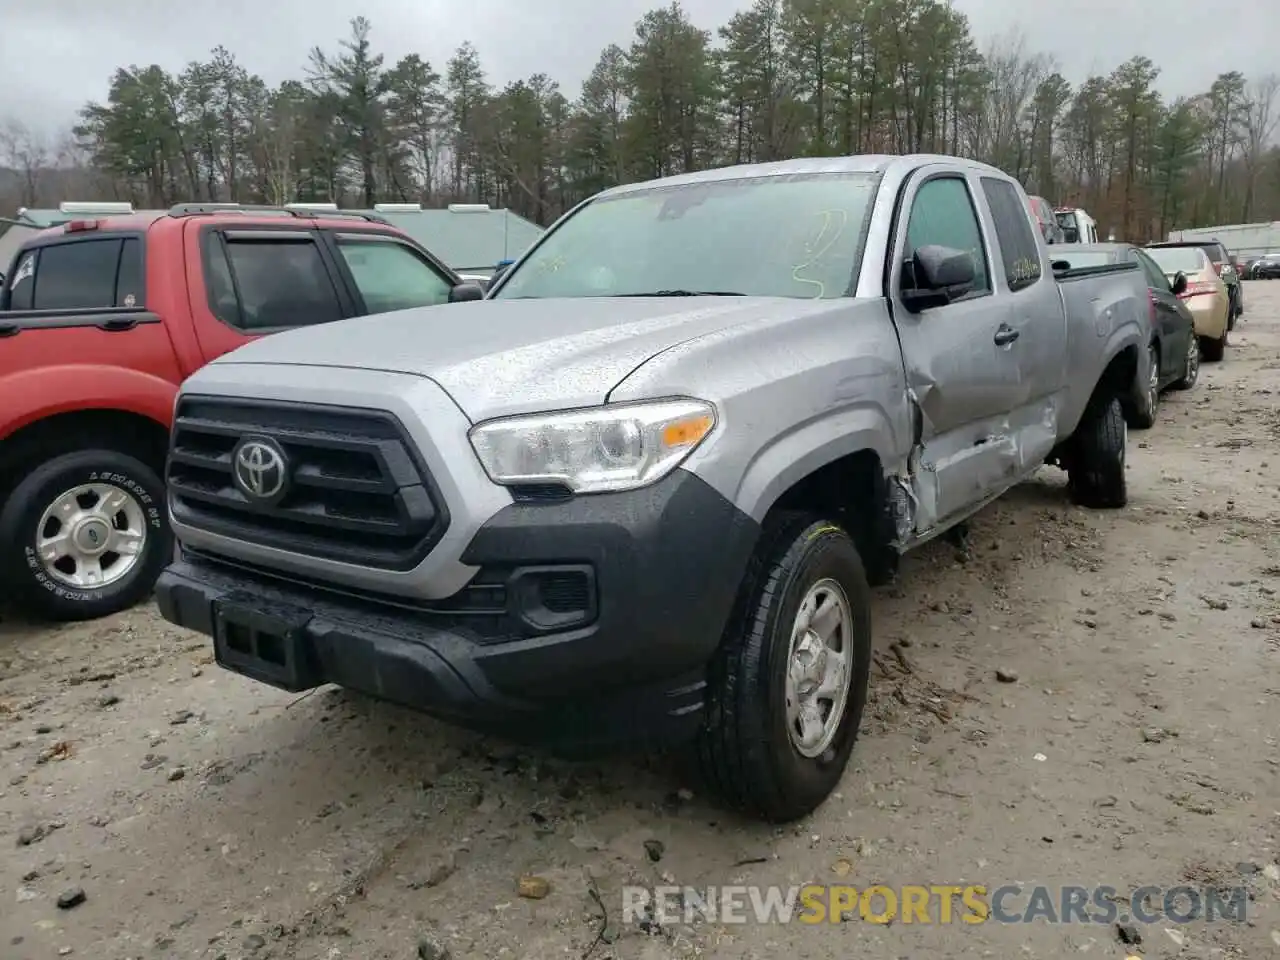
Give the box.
[1200,329,1227,362]
[1067,397,1127,509]
[0,449,171,621]
[696,514,872,822]
[1129,344,1160,429]
[1173,331,1200,390]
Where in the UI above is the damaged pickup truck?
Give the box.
[155,155,1150,822]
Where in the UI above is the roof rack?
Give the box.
[165,202,389,224]
[373,202,423,212]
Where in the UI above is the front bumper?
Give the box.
[156,469,760,754]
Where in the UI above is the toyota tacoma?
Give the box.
[155,155,1151,821]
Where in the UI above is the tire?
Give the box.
[1128,343,1160,429]
[1173,331,1200,390]
[1067,397,1127,509]
[1227,296,1236,331]
[1200,330,1227,362]
[696,514,872,822]
[0,449,171,621]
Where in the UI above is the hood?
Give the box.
[210,296,831,421]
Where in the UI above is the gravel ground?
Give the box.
[2,283,1279,960]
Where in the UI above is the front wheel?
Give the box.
[1067,397,1127,509]
[0,449,172,621]
[696,515,872,822]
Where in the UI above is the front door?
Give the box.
[1133,248,1189,381]
[888,168,1025,532]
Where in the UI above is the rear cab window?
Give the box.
[204,230,344,331]
[980,177,1042,291]
[5,236,145,312]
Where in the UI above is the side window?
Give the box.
[31,239,124,310]
[335,239,454,314]
[217,236,344,331]
[981,177,1043,292]
[7,251,36,310]
[1134,250,1169,292]
[903,177,990,296]
[116,238,144,307]
[204,241,240,323]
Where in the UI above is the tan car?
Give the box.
[1145,245,1230,360]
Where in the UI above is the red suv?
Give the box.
[0,203,483,621]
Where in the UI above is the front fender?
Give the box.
[726,402,902,523]
[0,364,178,440]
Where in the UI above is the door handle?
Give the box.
[993,324,1020,346]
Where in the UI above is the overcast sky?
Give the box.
[4,0,1277,138]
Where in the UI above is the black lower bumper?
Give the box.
[156,470,760,754]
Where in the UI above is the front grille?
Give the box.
[167,397,448,570]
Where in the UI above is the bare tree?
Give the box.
[0,120,50,207]
[1240,74,1280,221]
[967,29,1051,177]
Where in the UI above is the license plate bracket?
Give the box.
[212,593,317,692]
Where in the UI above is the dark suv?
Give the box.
[1147,240,1244,327]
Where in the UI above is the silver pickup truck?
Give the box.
[155,155,1150,822]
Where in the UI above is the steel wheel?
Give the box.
[785,578,855,759]
[35,483,147,589]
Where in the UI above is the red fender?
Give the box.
[0,364,178,441]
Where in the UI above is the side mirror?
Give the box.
[1171,272,1188,296]
[901,244,975,313]
[448,282,485,303]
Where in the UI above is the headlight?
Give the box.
[468,398,716,494]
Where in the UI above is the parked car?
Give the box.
[1147,239,1243,326]
[1051,243,1199,426]
[1143,244,1231,361]
[1248,253,1280,279]
[0,203,484,622]
[154,154,1151,822]
[1027,195,1065,244]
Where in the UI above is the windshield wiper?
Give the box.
[618,289,746,297]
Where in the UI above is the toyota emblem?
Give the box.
[232,436,289,502]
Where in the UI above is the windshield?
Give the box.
[492,172,880,300]
[1146,246,1206,273]
[1055,212,1078,230]
[1055,250,1113,268]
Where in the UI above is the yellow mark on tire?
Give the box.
[808,524,843,541]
